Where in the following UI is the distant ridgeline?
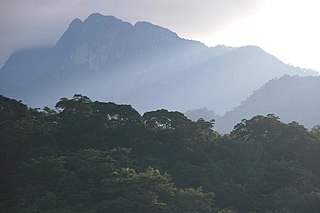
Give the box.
[187,75,320,133]
[0,13,317,117]
[1,94,320,212]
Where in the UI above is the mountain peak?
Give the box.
[85,13,108,22]
[83,13,130,26]
[134,21,177,35]
[56,13,133,49]
[69,18,82,28]
[134,21,162,29]
[1,13,318,117]
[236,45,266,54]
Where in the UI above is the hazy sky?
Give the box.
[0,0,319,71]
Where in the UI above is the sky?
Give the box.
[0,0,319,72]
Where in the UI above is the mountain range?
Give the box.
[0,13,318,124]
[214,75,320,132]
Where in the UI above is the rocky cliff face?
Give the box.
[49,13,205,74]
[0,13,317,113]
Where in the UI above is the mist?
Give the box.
[0,0,265,67]
[2,4,320,213]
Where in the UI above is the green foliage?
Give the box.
[7,149,213,213]
[310,125,320,139]
[2,95,320,212]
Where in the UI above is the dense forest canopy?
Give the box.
[1,94,320,212]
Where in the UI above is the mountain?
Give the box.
[185,108,216,121]
[215,75,320,133]
[0,13,317,113]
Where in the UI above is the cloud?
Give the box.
[0,0,266,67]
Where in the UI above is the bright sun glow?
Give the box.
[201,0,320,72]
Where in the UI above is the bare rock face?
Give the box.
[0,13,317,114]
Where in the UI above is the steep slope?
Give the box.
[0,13,209,108]
[117,45,316,114]
[215,75,320,133]
[0,13,316,112]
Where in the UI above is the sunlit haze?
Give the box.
[197,0,320,72]
[0,0,319,72]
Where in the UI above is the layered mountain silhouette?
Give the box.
[213,75,320,133]
[0,13,317,114]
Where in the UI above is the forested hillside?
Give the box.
[1,94,320,212]
[215,75,320,133]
